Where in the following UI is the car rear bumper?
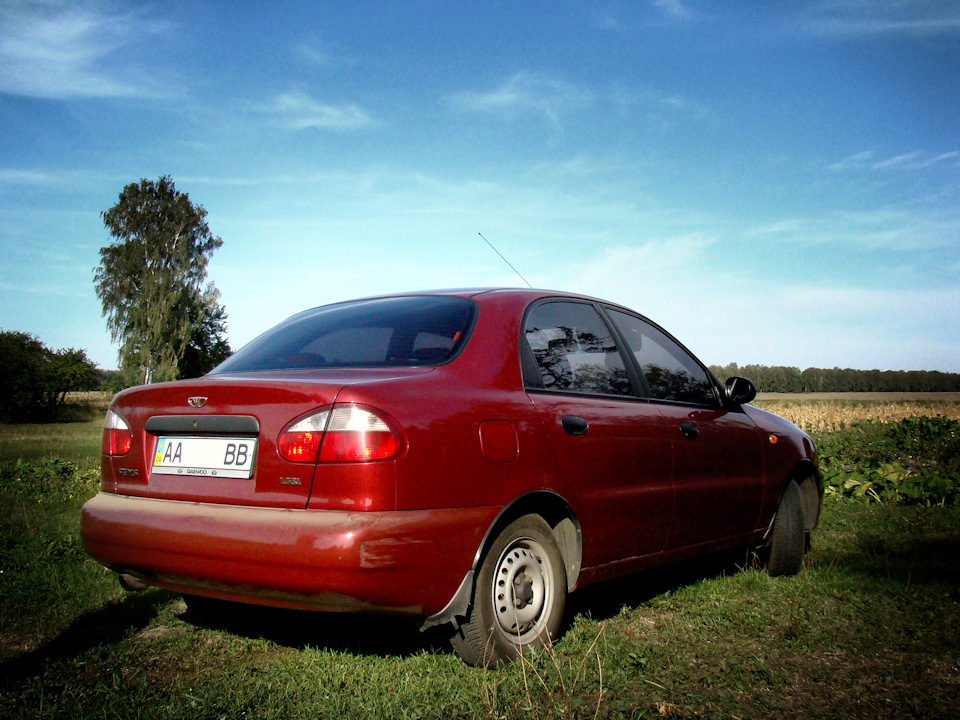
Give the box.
[80,492,497,617]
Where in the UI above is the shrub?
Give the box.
[817,416,960,506]
[0,331,99,423]
[0,457,101,504]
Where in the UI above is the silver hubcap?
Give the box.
[492,538,553,639]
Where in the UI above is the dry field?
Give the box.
[754,392,960,432]
[63,391,112,408]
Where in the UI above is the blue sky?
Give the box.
[2,1,959,373]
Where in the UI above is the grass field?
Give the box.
[1,396,958,719]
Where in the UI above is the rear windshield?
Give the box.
[211,296,476,373]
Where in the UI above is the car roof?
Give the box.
[334,287,615,307]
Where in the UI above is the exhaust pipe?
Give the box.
[118,573,148,592]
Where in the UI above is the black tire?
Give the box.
[450,515,567,667]
[766,480,805,577]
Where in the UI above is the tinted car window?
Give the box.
[607,309,716,405]
[524,302,631,396]
[212,297,475,372]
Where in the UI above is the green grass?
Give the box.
[0,420,103,465]
[1,405,959,718]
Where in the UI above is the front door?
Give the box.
[604,308,766,549]
[522,300,675,568]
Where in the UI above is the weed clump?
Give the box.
[0,457,100,504]
[816,416,959,506]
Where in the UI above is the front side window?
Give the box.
[523,302,631,396]
[212,296,475,373]
[607,309,716,405]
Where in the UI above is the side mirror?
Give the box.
[724,376,756,405]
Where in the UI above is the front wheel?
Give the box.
[766,480,805,577]
[450,514,567,667]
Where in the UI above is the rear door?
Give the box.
[604,309,766,548]
[522,300,675,568]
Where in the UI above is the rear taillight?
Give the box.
[277,411,329,462]
[278,405,403,463]
[319,405,403,462]
[102,409,133,456]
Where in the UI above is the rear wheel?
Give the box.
[766,480,805,577]
[450,515,566,667]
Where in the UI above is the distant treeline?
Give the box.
[708,363,960,394]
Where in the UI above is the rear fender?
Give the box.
[421,490,581,630]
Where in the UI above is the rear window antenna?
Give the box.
[479,233,532,289]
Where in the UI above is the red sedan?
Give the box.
[81,289,821,666]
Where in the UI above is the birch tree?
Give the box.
[95,176,228,385]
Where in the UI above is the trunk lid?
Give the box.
[102,368,428,508]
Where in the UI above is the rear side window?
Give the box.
[212,297,476,373]
[523,301,631,396]
[606,309,716,405]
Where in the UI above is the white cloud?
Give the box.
[295,41,334,67]
[871,151,924,169]
[293,37,358,69]
[829,148,960,172]
[593,1,697,34]
[0,1,170,99]
[606,84,711,128]
[553,239,960,370]
[745,206,960,251]
[928,151,960,165]
[0,166,127,192]
[829,149,876,171]
[562,236,714,295]
[550,237,735,349]
[448,73,705,131]
[802,0,960,37]
[259,91,375,131]
[652,0,694,22]
[0,168,58,185]
[593,9,622,32]
[447,72,593,127]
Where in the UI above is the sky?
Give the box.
[2,0,959,373]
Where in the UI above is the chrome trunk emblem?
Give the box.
[187,397,207,408]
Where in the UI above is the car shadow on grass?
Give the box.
[179,597,453,659]
[566,546,756,623]
[1,550,757,676]
[823,531,960,591]
[0,588,178,683]
[177,548,755,660]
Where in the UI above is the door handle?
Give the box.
[561,416,589,436]
[680,422,699,440]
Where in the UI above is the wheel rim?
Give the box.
[491,536,554,641]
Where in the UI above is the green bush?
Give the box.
[0,457,101,504]
[0,331,99,423]
[816,416,960,506]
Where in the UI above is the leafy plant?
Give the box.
[0,457,100,504]
[816,416,960,506]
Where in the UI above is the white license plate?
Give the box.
[152,436,257,479]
